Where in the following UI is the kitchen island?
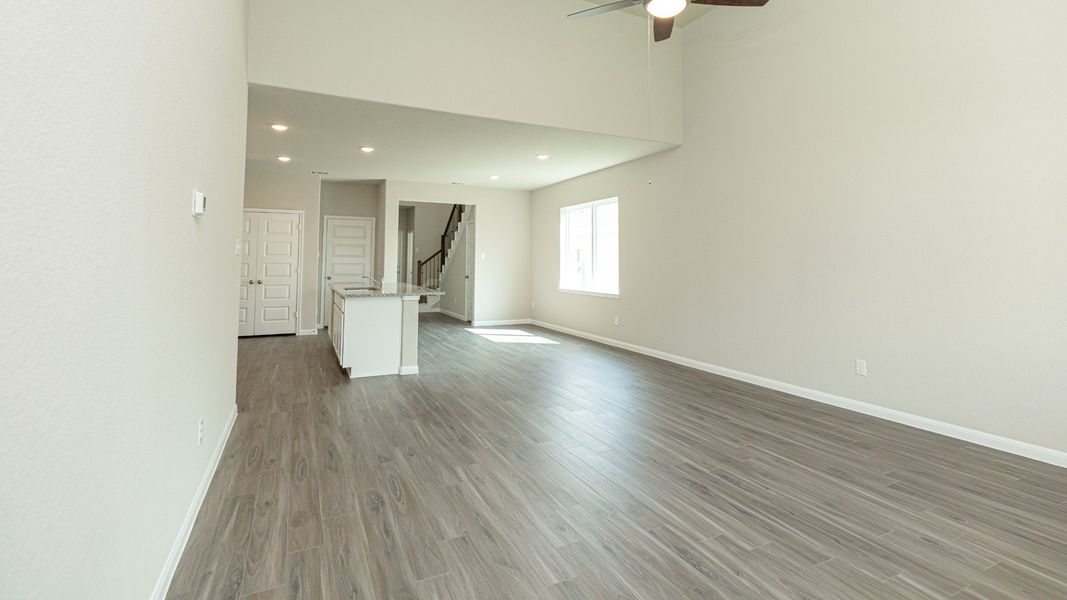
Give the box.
[330,282,444,378]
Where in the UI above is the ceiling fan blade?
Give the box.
[691,0,770,5]
[567,0,642,20]
[653,16,675,42]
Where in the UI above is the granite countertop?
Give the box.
[331,282,445,298]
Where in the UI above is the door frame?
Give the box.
[242,208,305,336]
[321,215,376,326]
[464,207,475,323]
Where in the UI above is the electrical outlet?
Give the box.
[855,359,867,376]
[198,418,204,446]
[613,316,620,326]
[531,301,536,310]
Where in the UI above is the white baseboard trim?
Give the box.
[418,307,441,314]
[472,319,532,327]
[399,365,419,375]
[530,320,1067,469]
[297,328,319,336]
[441,309,469,322]
[152,404,239,599]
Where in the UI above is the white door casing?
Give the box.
[465,207,476,322]
[321,216,375,325]
[237,212,257,336]
[239,209,302,337]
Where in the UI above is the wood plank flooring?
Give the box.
[168,314,1067,599]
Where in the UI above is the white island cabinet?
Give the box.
[330,282,444,378]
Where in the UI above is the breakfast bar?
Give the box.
[329,282,444,378]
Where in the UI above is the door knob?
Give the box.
[249,279,254,284]
[327,276,332,280]
[257,280,263,284]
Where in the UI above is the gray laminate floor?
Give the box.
[167,314,1067,599]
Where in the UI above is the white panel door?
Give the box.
[465,207,475,322]
[254,212,301,335]
[322,217,375,324]
[237,212,258,336]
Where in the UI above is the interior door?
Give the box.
[322,217,375,324]
[465,207,475,322]
[237,213,257,336]
[253,212,300,336]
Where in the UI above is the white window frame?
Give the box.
[559,197,620,298]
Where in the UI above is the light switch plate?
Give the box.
[192,190,207,217]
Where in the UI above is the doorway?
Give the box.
[239,209,303,337]
[321,216,376,326]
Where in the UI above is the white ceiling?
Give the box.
[578,0,713,27]
[246,85,676,191]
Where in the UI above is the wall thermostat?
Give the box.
[192,190,207,217]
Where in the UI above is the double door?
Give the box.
[238,210,301,336]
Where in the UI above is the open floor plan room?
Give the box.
[4,1,1065,599]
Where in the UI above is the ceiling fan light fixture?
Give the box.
[645,0,687,18]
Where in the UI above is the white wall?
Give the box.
[244,168,321,332]
[387,182,532,324]
[531,0,1067,456]
[0,1,249,598]
[247,0,682,144]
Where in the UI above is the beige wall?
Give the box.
[387,182,531,324]
[374,181,396,283]
[320,180,379,220]
[244,168,321,332]
[247,0,682,144]
[531,0,1067,455]
[0,0,249,597]
[408,202,454,266]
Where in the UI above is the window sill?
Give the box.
[558,287,620,299]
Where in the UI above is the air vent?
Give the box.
[311,170,330,175]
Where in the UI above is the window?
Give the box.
[560,197,619,296]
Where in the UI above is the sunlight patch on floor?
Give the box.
[465,328,559,345]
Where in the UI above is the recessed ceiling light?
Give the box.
[277,156,291,163]
[489,175,500,181]
[536,154,550,160]
[360,146,375,153]
[270,123,288,131]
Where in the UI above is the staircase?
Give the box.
[416,204,465,303]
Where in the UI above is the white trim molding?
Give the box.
[297,328,319,336]
[399,365,420,375]
[530,320,1067,469]
[440,309,468,322]
[152,405,239,599]
[472,319,532,327]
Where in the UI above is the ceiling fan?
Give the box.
[568,0,769,42]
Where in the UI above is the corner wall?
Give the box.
[530,0,1067,456]
[0,0,250,597]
